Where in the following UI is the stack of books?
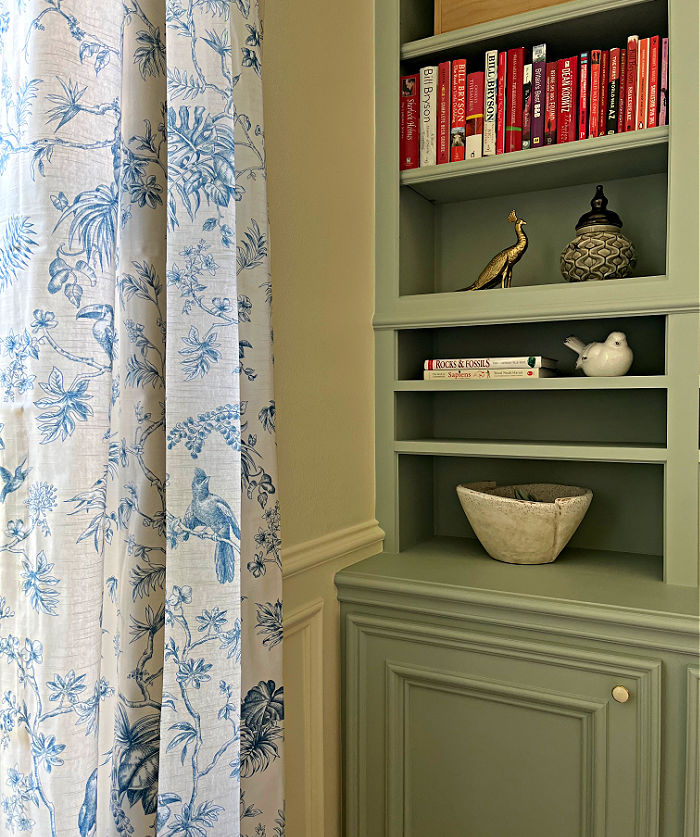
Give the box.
[400,36,669,170]
[423,355,558,379]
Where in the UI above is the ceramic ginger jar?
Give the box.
[560,184,637,282]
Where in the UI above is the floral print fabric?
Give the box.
[0,1,282,835]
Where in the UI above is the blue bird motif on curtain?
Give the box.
[184,468,241,584]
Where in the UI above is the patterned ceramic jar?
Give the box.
[560,185,637,282]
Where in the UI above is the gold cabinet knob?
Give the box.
[612,685,631,703]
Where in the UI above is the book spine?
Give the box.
[531,43,547,148]
[624,36,638,131]
[617,49,627,133]
[659,37,669,126]
[522,63,533,148]
[556,57,577,143]
[437,61,451,164]
[578,52,589,140]
[544,61,558,145]
[424,357,556,370]
[506,47,525,152]
[465,71,485,158]
[483,50,498,156]
[598,50,609,137]
[606,47,621,133]
[449,59,467,162]
[424,368,555,379]
[419,66,437,166]
[399,74,420,170]
[589,50,601,138]
[496,51,507,154]
[636,38,649,129]
[647,35,659,128]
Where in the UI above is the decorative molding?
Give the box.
[284,599,325,837]
[385,662,608,837]
[282,519,384,579]
[685,668,700,837]
[344,612,661,837]
[336,571,700,654]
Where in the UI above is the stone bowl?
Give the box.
[455,482,593,565]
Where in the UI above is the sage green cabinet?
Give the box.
[337,555,700,836]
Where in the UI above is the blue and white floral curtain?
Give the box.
[0,1,283,835]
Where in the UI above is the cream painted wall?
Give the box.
[264,0,376,548]
[262,0,379,835]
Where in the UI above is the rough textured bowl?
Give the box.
[456,482,593,565]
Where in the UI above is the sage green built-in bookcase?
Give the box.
[374,0,700,595]
[338,1,700,833]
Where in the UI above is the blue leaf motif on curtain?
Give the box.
[34,367,93,444]
[239,680,283,778]
[114,706,161,816]
[0,216,38,292]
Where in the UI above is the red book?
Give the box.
[617,49,627,133]
[647,36,660,128]
[437,61,451,163]
[636,37,649,129]
[506,47,525,152]
[400,74,419,170]
[589,50,601,138]
[449,59,467,162]
[465,71,485,158]
[556,57,577,143]
[544,61,557,144]
[598,50,609,137]
[624,36,638,131]
[606,48,621,133]
[578,52,589,140]
[496,51,507,154]
[659,38,669,126]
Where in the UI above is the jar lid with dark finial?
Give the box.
[575,184,623,231]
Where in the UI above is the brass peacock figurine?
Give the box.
[459,209,528,291]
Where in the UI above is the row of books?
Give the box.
[423,356,558,380]
[400,36,669,170]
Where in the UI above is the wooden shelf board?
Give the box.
[394,375,669,391]
[335,536,699,620]
[395,438,667,462]
[401,128,668,203]
[401,0,666,62]
[374,274,696,329]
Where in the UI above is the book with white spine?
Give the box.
[424,356,557,370]
[419,66,438,166]
[483,49,499,155]
[424,368,558,380]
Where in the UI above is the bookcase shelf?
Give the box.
[400,0,667,61]
[394,439,667,462]
[401,127,668,202]
[394,374,669,390]
[377,275,684,327]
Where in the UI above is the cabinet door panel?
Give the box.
[344,612,661,837]
[400,671,593,837]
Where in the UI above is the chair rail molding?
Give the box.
[282,519,384,579]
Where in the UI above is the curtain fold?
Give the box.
[0,1,282,834]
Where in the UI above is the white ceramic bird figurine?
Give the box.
[563,331,633,377]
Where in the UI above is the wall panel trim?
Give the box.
[285,599,325,837]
